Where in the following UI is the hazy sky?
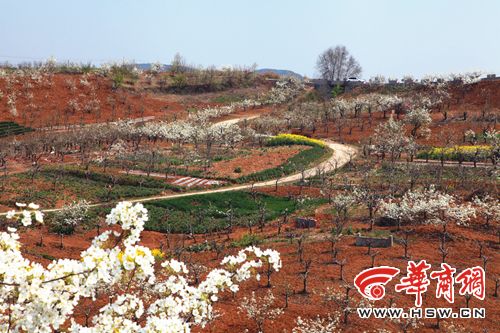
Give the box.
[1,0,499,78]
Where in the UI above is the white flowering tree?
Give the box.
[404,107,432,138]
[353,186,383,229]
[292,313,341,333]
[0,202,282,332]
[47,199,91,248]
[484,129,499,165]
[239,290,283,333]
[150,62,162,74]
[330,192,357,235]
[379,186,476,231]
[372,117,414,162]
[51,200,91,235]
[321,285,371,325]
[473,195,500,228]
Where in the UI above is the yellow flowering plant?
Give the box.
[266,134,326,148]
[418,145,492,162]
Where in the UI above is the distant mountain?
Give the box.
[134,64,303,79]
[256,68,303,79]
[135,63,171,71]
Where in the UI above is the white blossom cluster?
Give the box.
[125,120,245,149]
[188,77,304,123]
[189,100,262,123]
[367,72,483,86]
[264,77,305,104]
[238,290,283,331]
[472,195,500,226]
[379,186,476,227]
[420,71,483,86]
[0,201,281,332]
[52,200,91,231]
[292,313,341,333]
[6,202,44,227]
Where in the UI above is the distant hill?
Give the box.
[135,63,171,71]
[135,63,303,79]
[256,68,303,79]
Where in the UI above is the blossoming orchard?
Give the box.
[1,201,281,332]
[1,3,500,331]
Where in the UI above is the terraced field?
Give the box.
[0,121,33,137]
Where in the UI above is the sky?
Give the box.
[1,0,499,79]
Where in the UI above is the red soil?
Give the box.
[0,73,276,128]
[208,146,307,178]
[449,80,500,109]
[0,74,187,127]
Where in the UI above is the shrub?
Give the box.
[112,72,124,89]
[231,234,263,248]
[331,84,344,98]
[171,74,187,91]
[234,166,242,173]
[186,242,213,253]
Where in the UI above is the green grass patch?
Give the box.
[230,234,263,247]
[143,191,324,234]
[0,121,33,137]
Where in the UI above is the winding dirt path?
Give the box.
[214,115,260,126]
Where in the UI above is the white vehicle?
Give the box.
[346,77,365,83]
